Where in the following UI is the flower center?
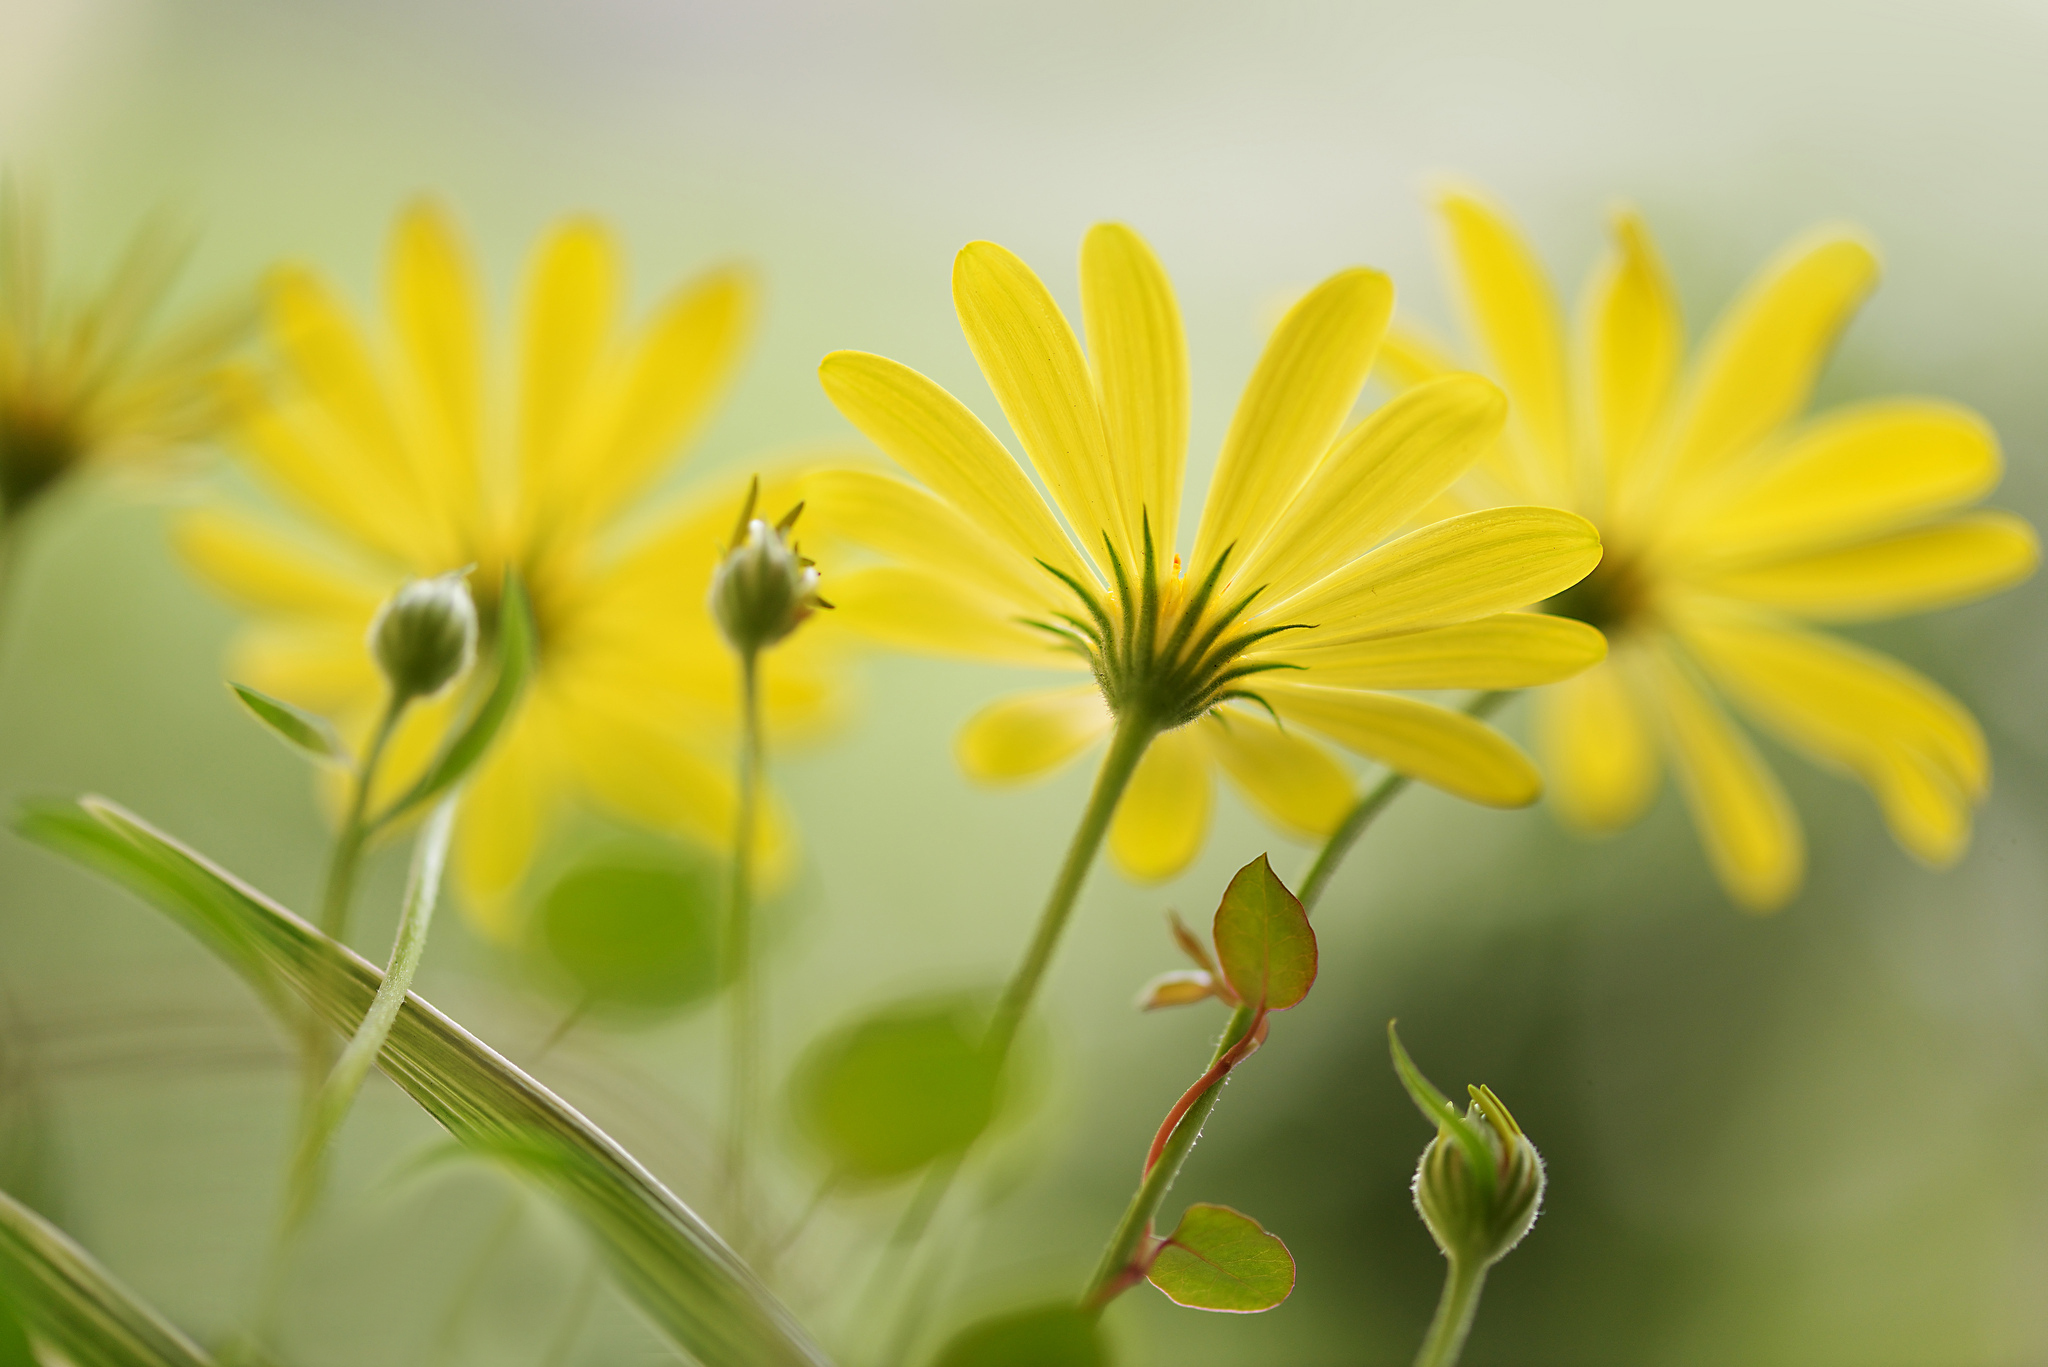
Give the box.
[0,399,82,516]
[1544,551,1649,637]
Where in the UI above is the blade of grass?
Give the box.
[17,797,833,1367]
[0,1187,213,1367]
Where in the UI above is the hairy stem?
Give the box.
[723,649,765,1250]
[1413,1256,1488,1367]
[318,690,407,943]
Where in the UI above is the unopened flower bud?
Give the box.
[709,479,830,655]
[369,570,478,701]
[1391,1024,1545,1269]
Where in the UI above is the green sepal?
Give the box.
[228,682,348,767]
[1388,1021,1496,1204]
[1145,1203,1295,1313]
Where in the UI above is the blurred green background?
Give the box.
[4,1,2048,1363]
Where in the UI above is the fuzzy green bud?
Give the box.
[1390,1024,1545,1270]
[369,570,478,701]
[709,479,830,656]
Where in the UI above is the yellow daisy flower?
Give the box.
[1,182,247,540]
[175,203,842,936]
[1393,188,2038,909]
[814,223,1607,882]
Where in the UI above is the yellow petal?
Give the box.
[450,711,558,932]
[1191,267,1394,578]
[1641,644,1803,911]
[1534,655,1659,832]
[387,203,485,536]
[1269,506,1602,644]
[1581,209,1682,507]
[1435,188,1574,503]
[956,685,1111,783]
[1108,726,1210,882]
[1263,682,1540,807]
[952,240,1124,565]
[1200,706,1355,839]
[518,218,619,521]
[1673,606,1985,864]
[828,565,1080,669]
[1236,373,1507,602]
[1377,325,1460,389]
[1660,229,1879,490]
[1081,223,1187,558]
[798,466,1046,608]
[1664,400,2002,566]
[228,623,379,713]
[173,509,385,619]
[818,350,1092,588]
[1693,512,2038,620]
[1281,612,1606,688]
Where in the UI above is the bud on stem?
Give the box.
[368,570,479,703]
[709,477,829,657]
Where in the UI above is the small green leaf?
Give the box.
[375,572,536,827]
[0,1187,214,1366]
[1210,855,1316,1012]
[930,1303,1109,1367]
[791,997,1002,1183]
[1145,1203,1295,1313]
[228,682,346,766]
[536,842,723,1017]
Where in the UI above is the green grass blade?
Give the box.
[16,797,834,1367]
[0,1187,213,1367]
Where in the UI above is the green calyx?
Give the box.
[709,477,830,657]
[369,570,479,702]
[1390,1023,1546,1269]
[1025,512,1305,731]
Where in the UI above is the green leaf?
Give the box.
[374,572,536,828]
[1210,855,1316,1012]
[791,996,1002,1183]
[0,1287,35,1367]
[1387,1021,1495,1204]
[15,797,833,1367]
[536,841,723,1016]
[228,682,346,766]
[930,1303,1109,1367]
[1145,1203,1295,1313]
[0,1187,213,1366]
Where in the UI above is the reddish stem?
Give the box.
[1141,1011,1269,1175]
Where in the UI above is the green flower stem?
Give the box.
[1080,689,1513,1309]
[318,689,407,942]
[1413,1255,1488,1367]
[723,648,766,1250]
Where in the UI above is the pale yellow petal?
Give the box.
[818,350,1092,587]
[1693,512,2038,620]
[956,685,1111,783]
[1192,267,1393,579]
[387,202,485,535]
[1534,655,1659,832]
[518,218,618,522]
[1377,325,1459,389]
[1263,682,1540,807]
[1268,507,1602,644]
[799,466,1047,608]
[1581,209,1682,507]
[450,713,557,932]
[1237,374,1507,602]
[173,509,385,619]
[1200,706,1355,839]
[1435,188,1574,502]
[829,565,1080,669]
[1664,400,2002,566]
[1081,223,1187,558]
[1108,726,1211,882]
[1280,612,1605,689]
[1660,229,1879,490]
[228,623,379,713]
[1641,644,1803,910]
[952,240,1124,564]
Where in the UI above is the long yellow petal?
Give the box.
[1659,229,1879,491]
[1269,506,1602,644]
[1236,373,1507,602]
[1642,643,1804,911]
[1581,209,1682,509]
[1534,654,1659,832]
[1663,400,2002,566]
[953,240,1123,565]
[173,509,386,619]
[388,203,485,538]
[1377,326,1459,389]
[1081,223,1187,558]
[1263,682,1540,807]
[828,565,1081,669]
[1694,512,2038,620]
[818,350,1092,587]
[450,709,558,930]
[1191,267,1394,578]
[1200,706,1354,839]
[228,623,379,712]
[1278,612,1606,688]
[518,218,618,524]
[1108,726,1210,882]
[799,466,1047,609]
[956,685,1111,783]
[1436,188,1574,503]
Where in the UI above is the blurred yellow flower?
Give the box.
[1394,188,2038,909]
[0,182,247,541]
[176,203,842,935]
[815,224,1605,882]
